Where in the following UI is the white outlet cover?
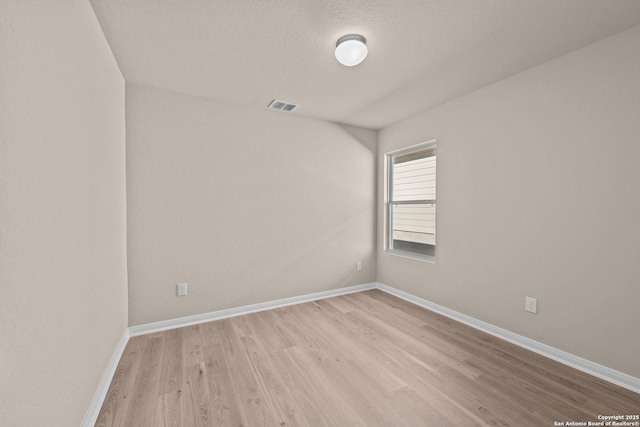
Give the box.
[525,296,537,314]
[177,283,188,296]
[356,261,362,271]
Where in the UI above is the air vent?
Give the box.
[267,99,299,112]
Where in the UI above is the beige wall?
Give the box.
[126,84,376,326]
[377,25,640,378]
[0,1,127,425]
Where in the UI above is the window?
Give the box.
[386,141,436,260]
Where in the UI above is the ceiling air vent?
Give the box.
[267,99,299,112]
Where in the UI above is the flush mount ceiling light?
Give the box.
[335,34,368,67]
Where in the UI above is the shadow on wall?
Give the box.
[218,125,377,307]
[208,122,378,309]
[338,123,378,154]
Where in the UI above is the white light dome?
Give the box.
[335,34,368,67]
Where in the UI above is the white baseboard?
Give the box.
[374,282,640,395]
[81,328,130,427]
[129,283,377,337]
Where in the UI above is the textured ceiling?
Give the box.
[90,0,640,129]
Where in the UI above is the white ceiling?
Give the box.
[90,0,640,130]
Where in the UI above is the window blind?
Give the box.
[389,145,436,254]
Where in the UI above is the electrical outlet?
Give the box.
[525,297,537,314]
[356,261,362,271]
[177,283,188,296]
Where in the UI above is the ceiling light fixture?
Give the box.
[335,34,368,67]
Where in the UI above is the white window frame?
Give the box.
[385,140,436,262]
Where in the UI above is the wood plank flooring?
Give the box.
[96,290,640,426]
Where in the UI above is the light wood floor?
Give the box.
[96,290,639,426]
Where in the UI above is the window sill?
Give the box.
[385,249,436,263]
